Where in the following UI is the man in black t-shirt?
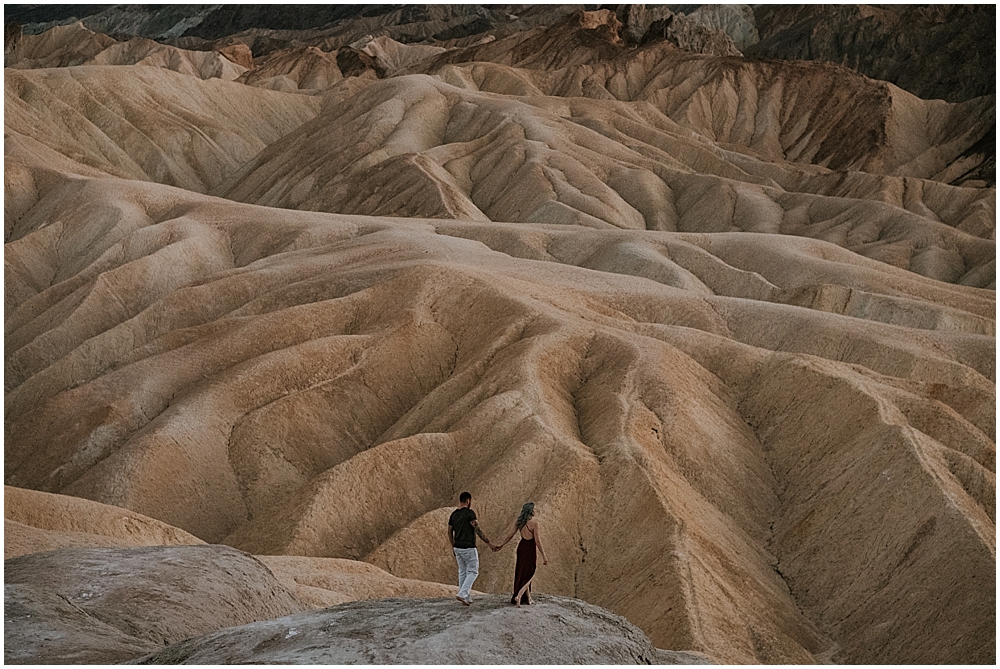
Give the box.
[448,491,494,605]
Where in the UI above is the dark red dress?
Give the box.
[510,535,537,605]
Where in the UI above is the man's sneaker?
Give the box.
[456,595,470,606]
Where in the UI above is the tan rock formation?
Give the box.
[350,35,447,77]
[223,73,992,284]
[6,20,248,81]
[4,14,994,665]
[4,171,992,662]
[4,485,204,558]
[238,45,343,92]
[258,555,460,608]
[5,65,320,193]
[4,21,115,68]
[215,42,253,70]
[427,9,628,71]
[86,37,248,80]
[425,33,993,185]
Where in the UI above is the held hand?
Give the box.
[543,558,549,565]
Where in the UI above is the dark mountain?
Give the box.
[8,4,994,105]
[746,4,996,103]
[4,4,112,25]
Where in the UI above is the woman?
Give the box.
[494,502,548,607]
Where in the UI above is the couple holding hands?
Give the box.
[448,492,548,607]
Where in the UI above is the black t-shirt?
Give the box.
[449,507,477,549]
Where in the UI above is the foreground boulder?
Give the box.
[4,545,306,664]
[133,594,710,664]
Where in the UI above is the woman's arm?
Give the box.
[533,522,548,564]
[495,523,518,551]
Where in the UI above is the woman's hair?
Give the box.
[515,502,535,529]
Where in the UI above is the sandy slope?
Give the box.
[7,21,248,80]
[5,172,992,662]
[4,11,995,665]
[4,485,204,558]
[5,65,320,194]
[220,71,993,286]
[423,11,993,182]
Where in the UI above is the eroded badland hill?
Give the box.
[4,4,996,664]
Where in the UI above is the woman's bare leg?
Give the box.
[527,581,534,605]
[515,579,532,608]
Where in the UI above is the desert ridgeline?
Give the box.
[3,4,995,664]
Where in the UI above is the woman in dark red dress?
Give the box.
[494,502,548,607]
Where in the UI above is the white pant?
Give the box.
[454,547,479,600]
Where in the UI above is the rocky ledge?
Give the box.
[4,544,709,665]
[133,594,710,665]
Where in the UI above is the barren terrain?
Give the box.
[4,6,995,664]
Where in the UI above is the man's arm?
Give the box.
[447,521,455,548]
[471,519,492,547]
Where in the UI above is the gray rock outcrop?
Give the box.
[682,5,758,50]
[4,545,306,664]
[616,5,741,55]
[132,595,711,664]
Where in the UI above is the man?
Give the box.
[448,491,493,606]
